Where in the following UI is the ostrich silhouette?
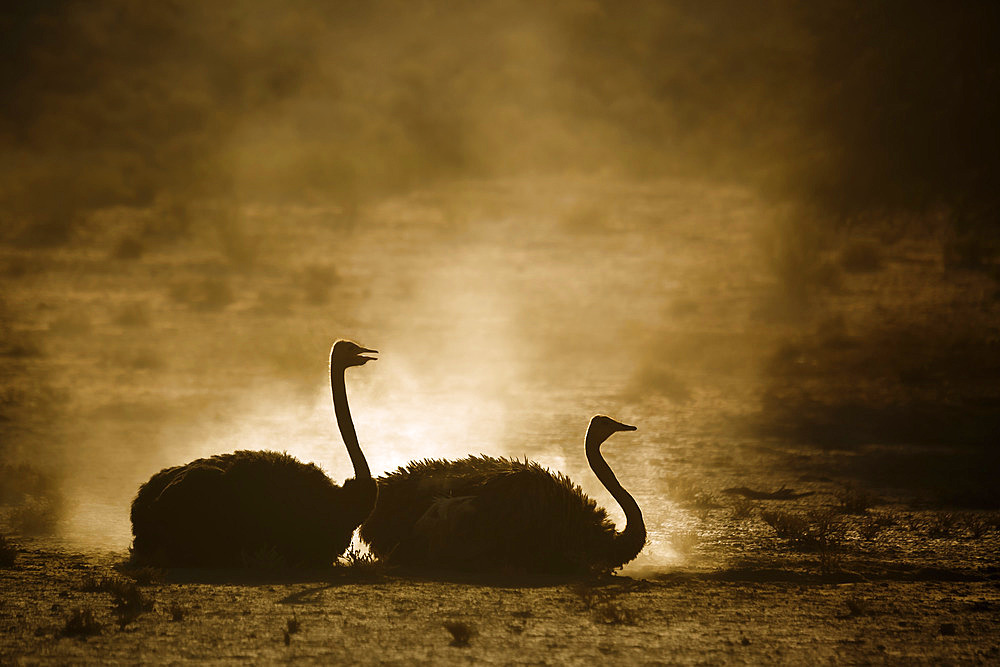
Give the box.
[130,340,378,567]
[360,416,644,575]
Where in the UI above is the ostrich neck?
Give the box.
[331,365,371,480]
[586,433,646,565]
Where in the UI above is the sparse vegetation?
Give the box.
[337,547,385,580]
[730,498,757,521]
[168,602,186,622]
[844,597,873,617]
[112,581,155,629]
[443,620,476,647]
[928,512,960,538]
[571,582,639,626]
[958,512,990,540]
[61,608,102,638]
[117,565,164,586]
[856,514,894,541]
[78,573,156,629]
[761,508,845,553]
[836,486,875,515]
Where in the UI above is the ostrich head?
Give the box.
[587,415,637,447]
[330,340,378,369]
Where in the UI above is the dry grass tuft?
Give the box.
[168,602,186,622]
[571,582,639,626]
[337,547,386,581]
[443,620,476,647]
[844,597,873,617]
[730,498,757,521]
[79,574,155,629]
[61,607,102,638]
[836,486,875,514]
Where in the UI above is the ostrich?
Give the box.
[360,415,644,575]
[129,340,378,568]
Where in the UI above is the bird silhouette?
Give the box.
[360,415,644,575]
[129,340,378,567]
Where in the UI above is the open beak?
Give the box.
[356,347,378,363]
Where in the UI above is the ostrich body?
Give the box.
[360,416,644,575]
[130,341,378,568]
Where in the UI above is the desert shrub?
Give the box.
[664,477,719,510]
[958,512,990,540]
[443,620,476,647]
[836,486,875,514]
[118,565,164,586]
[168,602,186,622]
[571,582,639,626]
[111,581,155,629]
[61,608,102,637]
[844,597,873,617]
[928,512,959,538]
[337,547,385,581]
[761,509,844,552]
[730,498,757,521]
[856,514,893,541]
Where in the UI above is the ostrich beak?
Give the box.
[356,347,378,363]
[612,420,637,432]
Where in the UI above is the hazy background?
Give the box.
[2,1,998,565]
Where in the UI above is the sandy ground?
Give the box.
[3,178,1000,663]
[2,542,999,665]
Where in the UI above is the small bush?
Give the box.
[762,509,844,552]
[836,486,875,514]
[443,620,476,647]
[958,512,990,539]
[337,547,385,581]
[928,512,959,538]
[168,602,185,622]
[730,498,757,521]
[112,581,154,629]
[845,597,873,617]
[571,582,639,626]
[119,565,164,586]
[62,608,102,637]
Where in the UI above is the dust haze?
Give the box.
[2,0,998,574]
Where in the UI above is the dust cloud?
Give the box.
[1,1,998,570]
